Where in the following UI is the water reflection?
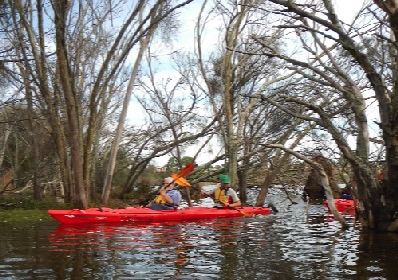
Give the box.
[1,194,398,279]
[48,220,254,279]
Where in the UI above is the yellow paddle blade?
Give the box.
[171,174,191,187]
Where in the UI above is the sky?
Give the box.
[334,0,366,21]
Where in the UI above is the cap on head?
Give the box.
[220,174,230,184]
[164,177,174,184]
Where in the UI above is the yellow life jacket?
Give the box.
[153,194,167,205]
[152,189,179,207]
[214,187,231,204]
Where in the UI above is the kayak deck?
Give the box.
[48,206,271,224]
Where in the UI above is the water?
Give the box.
[1,190,398,279]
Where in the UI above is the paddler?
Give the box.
[201,174,241,208]
[146,177,182,210]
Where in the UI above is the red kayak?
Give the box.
[48,206,271,224]
[324,199,355,213]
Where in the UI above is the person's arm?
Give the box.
[201,186,216,198]
[229,200,241,208]
[159,187,174,204]
[201,190,212,198]
[226,189,241,208]
[146,186,173,207]
[175,191,182,205]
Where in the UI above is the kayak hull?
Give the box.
[324,199,355,213]
[48,206,271,224]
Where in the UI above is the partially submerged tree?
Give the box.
[251,0,398,231]
[267,143,349,229]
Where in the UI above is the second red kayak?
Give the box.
[48,206,271,224]
[324,199,355,213]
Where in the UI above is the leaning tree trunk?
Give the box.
[256,121,314,206]
[101,5,157,205]
[266,144,348,229]
[304,155,340,200]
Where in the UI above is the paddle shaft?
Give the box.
[228,206,252,217]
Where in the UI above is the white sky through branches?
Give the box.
[127,0,367,167]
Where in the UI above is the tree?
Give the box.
[267,143,349,229]
[101,0,196,204]
[194,0,314,205]
[0,108,12,171]
[1,0,195,208]
[118,57,218,197]
[252,0,398,231]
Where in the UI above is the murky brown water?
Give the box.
[1,189,398,279]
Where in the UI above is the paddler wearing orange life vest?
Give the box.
[201,175,241,208]
[146,177,182,210]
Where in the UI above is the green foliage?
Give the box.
[0,197,69,224]
[165,156,195,173]
[0,197,72,210]
[94,198,128,209]
[0,209,52,223]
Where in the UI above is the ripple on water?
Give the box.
[1,192,398,279]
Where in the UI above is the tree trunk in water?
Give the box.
[304,155,340,200]
[265,144,348,228]
[255,151,291,206]
[256,169,278,207]
[184,188,193,207]
[53,0,87,209]
[238,169,248,205]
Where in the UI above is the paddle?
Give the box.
[144,163,195,207]
[170,162,195,186]
[171,175,191,187]
[170,163,195,207]
[228,206,253,217]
